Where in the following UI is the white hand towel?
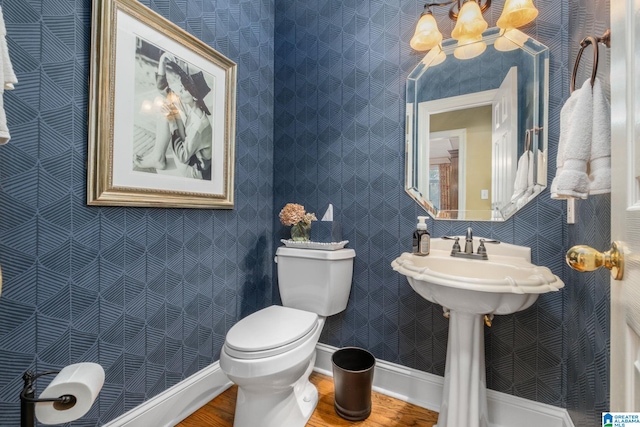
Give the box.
[0,7,15,88]
[550,79,593,199]
[588,78,611,194]
[550,92,577,198]
[515,150,537,208]
[537,149,547,186]
[511,151,529,203]
[0,6,16,145]
[526,146,535,196]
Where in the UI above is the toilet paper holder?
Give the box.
[20,370,77,427]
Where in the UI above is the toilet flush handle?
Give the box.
[274,256,278,264]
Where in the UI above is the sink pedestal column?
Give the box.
[436,310,489,427]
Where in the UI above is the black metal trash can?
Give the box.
[331,347,376,421]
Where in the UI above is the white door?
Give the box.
[610,0,640,411]
[491,66,518,212]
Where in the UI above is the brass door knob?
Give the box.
[565,241,624,280]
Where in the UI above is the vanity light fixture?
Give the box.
[411,0,538,59]
[496,0,538,30]
[410,9,442,51]
[494,0,538,51]
[451,1,487,59]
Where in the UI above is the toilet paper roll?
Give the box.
[35,362,105,425]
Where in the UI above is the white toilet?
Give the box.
[219,246,356,427]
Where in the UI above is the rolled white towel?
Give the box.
[550,79,593,199]
[588,78,611,194]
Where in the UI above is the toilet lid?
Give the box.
[225,305,318,353]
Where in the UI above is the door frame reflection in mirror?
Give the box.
[420,91,497,220]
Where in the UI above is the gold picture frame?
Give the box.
[88,0,237,208]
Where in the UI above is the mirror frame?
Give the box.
[405,28,549,221]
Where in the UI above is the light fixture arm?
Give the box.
[423,0,492,21]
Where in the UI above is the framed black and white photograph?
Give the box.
[88,0,237,208]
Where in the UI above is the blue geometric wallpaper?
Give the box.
[273,0,572,416]
[0,0,274,425]
[0,0,610,425]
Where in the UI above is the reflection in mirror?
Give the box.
[428,105,492,219]
[405,28,549,221]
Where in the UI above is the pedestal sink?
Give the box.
[391,237,563,427]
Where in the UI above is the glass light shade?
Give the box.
[497,0,539,30]
[410,13,443,51]
[452,1,488,41]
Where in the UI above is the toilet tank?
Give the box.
[275,247,355,316]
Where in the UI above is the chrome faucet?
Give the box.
[464,227,474,254]
[443,227,500,260]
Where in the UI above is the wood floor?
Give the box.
[178,372,439,426]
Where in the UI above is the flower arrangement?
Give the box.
[279,203,316,241]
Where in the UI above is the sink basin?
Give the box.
[391,237,563,427]
[391,239,563,315]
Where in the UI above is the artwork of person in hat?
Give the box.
[134,52,213,180]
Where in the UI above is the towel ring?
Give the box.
[570,29,611,93]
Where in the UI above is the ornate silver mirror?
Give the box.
[405,27,549,221]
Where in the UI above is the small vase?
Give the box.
[291,222,311,241]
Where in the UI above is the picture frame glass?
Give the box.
[112,11,227,196]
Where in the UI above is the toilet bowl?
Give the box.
[220,306,325,427]
[220,247,355,427]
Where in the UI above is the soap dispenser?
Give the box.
[412,216,430,256]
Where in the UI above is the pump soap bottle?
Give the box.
[412,216,430,256]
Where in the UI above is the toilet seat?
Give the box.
[225,306,319,360]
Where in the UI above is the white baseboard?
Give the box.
[103,361,232,427]
[102,345,574,427]
[315,343,575,427]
